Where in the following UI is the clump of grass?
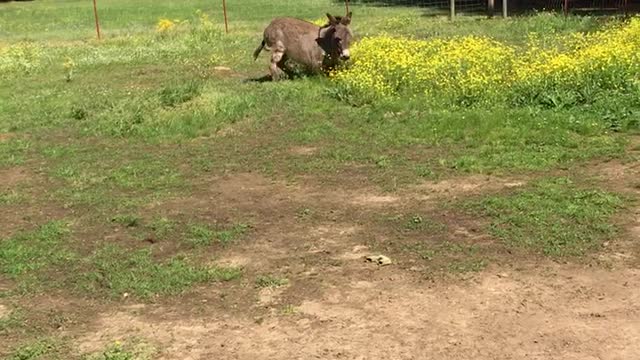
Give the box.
[187,223,249,247]
[0,190,25,205]
[216,223,250,245]
[187,224,213,246]
[404,241,488,274]
[82,245,241,299]
[255,274,289,288]
[470,177,624,257]
[0,221,71,277]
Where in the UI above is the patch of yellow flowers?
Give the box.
[156,18,177,33]
[0,42,45,77]
[333,17,640,106]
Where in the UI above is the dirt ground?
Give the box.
[77,264,640,360]
[63,158,639,360]
[2,156,639,359]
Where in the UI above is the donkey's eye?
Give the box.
[335,37,342,43]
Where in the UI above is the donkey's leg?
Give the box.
[277,54,295,79]
[270,42,286,81]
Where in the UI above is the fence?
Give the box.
[86,0,633,40]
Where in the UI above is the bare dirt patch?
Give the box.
[289,146,318,156]
[0,166,30,188]
[412,174,526,200]
[0,133,15,142]
[0,303,9,319]
[72,264,640,360]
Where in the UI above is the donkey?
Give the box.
[253,12,353,81]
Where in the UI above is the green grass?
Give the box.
[110,214,141,227]
[0,221,72,277]
[471,177,624,256]
[0,190,25,205]
[0,139,31,167]
[81,245,242,299]
[187,223,249,247]
[0,0,635,357]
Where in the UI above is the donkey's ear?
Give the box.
[341,12,352,25]
[326,13,338,25]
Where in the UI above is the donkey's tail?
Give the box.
[253,40,265,61]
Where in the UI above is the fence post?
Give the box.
[450,0,455,20]
[92,0,101,40]
[488,0,495,18]
[502,0,507,18]
[623,0,628,16]
[563,0,569,16]
[345,0,350,14]
[222,0,229,33]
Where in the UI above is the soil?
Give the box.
[1,157,639,359]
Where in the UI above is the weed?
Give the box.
[159,81,201,108]
[70,105,88,120]
[255,274,289,288]
[281,304,298,315]
[81,339,157,360]
[216,223,250,245]
[187,224,214,246]
[111,215,140,227]
[149,217,175,239]
[404,241,488,274]
[0,190,25,205]
[0,139,30,166]
[8,338,61,360]
[0,308,24,335]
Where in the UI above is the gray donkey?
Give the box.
[253,12,353,80]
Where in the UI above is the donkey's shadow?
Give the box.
[244,74,273,83]
[245,60,321,83]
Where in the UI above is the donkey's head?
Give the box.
[318,12,353,61]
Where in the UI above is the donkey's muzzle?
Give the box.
[340,49,351,61]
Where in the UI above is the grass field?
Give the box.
[1,0,640,358]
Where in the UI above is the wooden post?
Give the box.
[92,0,101,40]
[488,0,495,18]
[502,0,507,18]
[222,0,229,33]
[345,0,350,14]
[450,0,455,20]
[563,0,569,16]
